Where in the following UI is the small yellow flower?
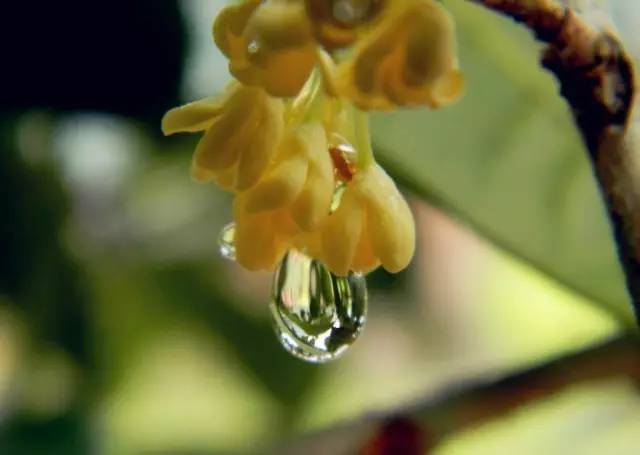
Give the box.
[214,0,318,97]
[212,0,462,110]
[336,0,464,110]
[320,164,415,276]
[162,84,284,191]
[234,122,335,270]
[212,0,261,83]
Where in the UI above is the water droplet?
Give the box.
[270,250,367,363]
[247,40,260,54]
[330,182,347,212]
[332,0,374,25]
[218,222,236,260]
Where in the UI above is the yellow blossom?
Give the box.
[212,0,462,110]
[214,0,318,97]
[162,84,284,191]
[336,0,464,110]
[319,164,415,276]
[234,122,335,270]
[162,0,465,277]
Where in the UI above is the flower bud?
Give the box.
[338,0,463,110]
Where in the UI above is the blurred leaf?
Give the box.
[373,0,633,325]
[89,261,321,415]
[152,263,323,408]
[436,378,640,454]
[0,118,92,364]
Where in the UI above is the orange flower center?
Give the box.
[329,144,357,182]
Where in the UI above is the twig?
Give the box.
[277,336,640,454]
[467,1,639,325]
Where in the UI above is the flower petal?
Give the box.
[191,163,217,183]
[234,195,289,271]
[320,187,364,276]
[213,0,261,58]
[336,0,462,110]
[291,166,333,230]
[428,69,464,108]
[360,166,415,273]
[290,124,334,230]
[192,86,261,172]
[245,0,313,50]
[161,96,223,135]
[213,165,237,190]
[316,47,339,97]
[235,95,285,190]
[244,152,309,213]
[403,2,457,86]
[251,45,318,97]
[350,215,381,273]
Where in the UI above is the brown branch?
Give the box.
[468,2,639,326]
[276,336,640,454]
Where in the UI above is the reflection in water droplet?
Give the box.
[247,40,260,54]
[333,0,373,25]
[218,223,236,260]
[270,250,367,363]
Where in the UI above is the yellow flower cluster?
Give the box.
[163,0,463,276]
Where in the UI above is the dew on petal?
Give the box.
[330,182,347,212]
[247,40,260,54]
[218,222,236,260]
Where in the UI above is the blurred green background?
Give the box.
[1,0,639,453]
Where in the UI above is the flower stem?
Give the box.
[290,69,326,126]
[354,109,375,170]
[290,70,319,122]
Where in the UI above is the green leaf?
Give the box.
[372,0,634,326]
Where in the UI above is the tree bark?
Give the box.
[468,1,639,325]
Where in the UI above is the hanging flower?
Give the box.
[213,0,462,110]
[336,0,464,110]
[214,0,318,97]
[162,83,284,191]
[319,164,415,276]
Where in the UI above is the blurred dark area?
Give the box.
[1,0,185,122]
